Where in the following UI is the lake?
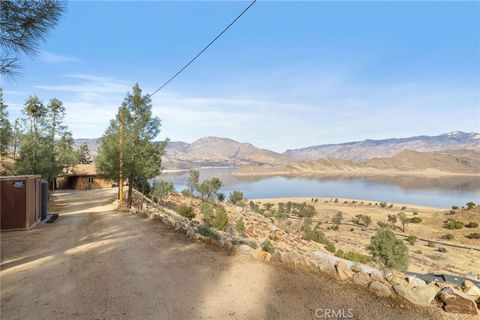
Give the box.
[157,168,480,208]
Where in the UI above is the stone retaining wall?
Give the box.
[125,190,480,316]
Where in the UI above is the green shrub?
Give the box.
[451,206,459,210]
[353,214,372,227]
[336,250,371,264]
[437,247,447,253]
[441,234,454,240]
[235,217,245,234]
[466,202,476,209]
[261,239,275,254]
[406,235,417,246]
[368,229,409,272]
[228,191,244,204]
[466,233,480,239]
[410,217,422,224]
[212,206,228,231]
[200,202,214,225]
[151,181,175,203]
[427,241,436,247]
[445,219,464,230]
[413,211,418,215]
[401,206,407,210]
[332,212,343,230]
[196,223,220,240]
[325,241,336,253]
[217,192,225,202]
[303,226,326,243]
[415,250,423,254]
[177,204,195,220]
[181,189,192,197]
[465,222,479,228]
[379,202,387,208]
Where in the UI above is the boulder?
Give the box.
[369,281,393,298]
[462,280,480,298]
[393,284,438,306]
[370,271,386,283]
[316,258,337,277]
[335,260,353,281]
[352,272,372,287]
[238,244,252,255]
[407,276,426,288]
[437,287,478,315]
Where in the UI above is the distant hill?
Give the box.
[162,137,288,169]
[235,149,480,176]
[74,131,480,170]
[283,131,480,161]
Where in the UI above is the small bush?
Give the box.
[451,205,459,210]
[212,206,228,231]
[465,222,479,228]
[410,217,422,224]
[466,233,480,239]
[406,235,417,246]
[368,229,409,272]
[437,247,447,253]
[445,219,464,230]
[441,234,454,240]
[427,241,435,247]
[377,221,388,228]
[181,189,192,197]
[324,241,336,253]
[353,214,372,227]
[235,217,245,234]
[261,239,275,254]
[413,211,418,215]
[196,223,220,240]
[177,204,195,220]
[228,191,244,204]
[415,250,423,254]
[303,227,326,243]
[336,250,371,264]
[217,192,225,202]
[466,202,476,209]
[401,206,407,210]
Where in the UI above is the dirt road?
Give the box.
[0,189,457,320]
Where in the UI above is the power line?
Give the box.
[150,0,256,97]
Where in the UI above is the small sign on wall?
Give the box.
[12,181,26,189]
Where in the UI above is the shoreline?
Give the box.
[233,169,480,177]
[249,196,448,210]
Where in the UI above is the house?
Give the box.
[58,164,114,190]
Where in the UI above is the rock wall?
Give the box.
[125,189,480,316]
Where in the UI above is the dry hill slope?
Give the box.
[235,149,480,176]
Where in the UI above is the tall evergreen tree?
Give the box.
[96,84,167,208]
[77,143,92,164]
[0,88,12,159]
[15,95,76,185]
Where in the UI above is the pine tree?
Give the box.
[0,88,12,159]
[77,143,92,164]
[96,84,167,208]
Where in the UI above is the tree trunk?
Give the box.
[127,178,133,208]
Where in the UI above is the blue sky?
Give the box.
[2,1,479,152]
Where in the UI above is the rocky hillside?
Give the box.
[235,149,480,176]
[284,131,480,161]
[162,137,288,169]
[74,131,480,170]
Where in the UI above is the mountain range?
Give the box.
[74,131,480,170]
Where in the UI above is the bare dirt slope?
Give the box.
[0,189,459,320]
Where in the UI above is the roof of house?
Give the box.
[66,164,98,176]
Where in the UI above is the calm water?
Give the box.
[157,168,480,208]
